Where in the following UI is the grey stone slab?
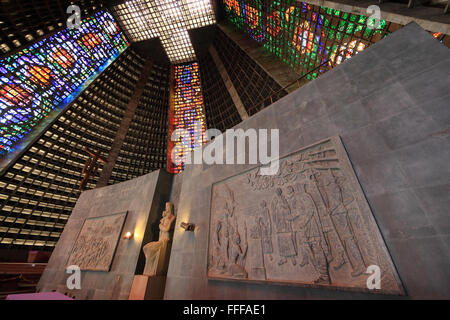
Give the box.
[340,124,393,163]
[402,60,450,106]
[369,22,433,61]
[316,68,360,111]
[441,235,450,257]
[331,99,371,132]
[346,65,396,99]
[376,107,439,150]
[353,152,410,196]
[281,87,329,126]
[361,82,418,123]
[387,237,450,299]
[298,117,338,147]
[368,190,437,240]
[394,137,450,188]
[414,184,450,236]
[381,40,450,82]
[419,92,450,130]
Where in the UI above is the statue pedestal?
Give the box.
[143,240,172,276]
[128,275,166,300]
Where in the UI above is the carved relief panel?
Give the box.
[67,212,127,272]
[207,136,403,295]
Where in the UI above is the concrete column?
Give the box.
[208,45,249,121]
[96,59,154,187]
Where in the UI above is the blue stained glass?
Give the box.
[0,10,129,160]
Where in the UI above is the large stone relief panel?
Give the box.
[67,212,127,272]
[207,136,404,295]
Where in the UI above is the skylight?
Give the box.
[114,0,216,63]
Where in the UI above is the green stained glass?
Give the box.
[347,23,354,34]
[223,1,392,83]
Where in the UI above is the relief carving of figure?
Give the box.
[258,200,273,259]
[209,189,248,279]
[271,188,297,266]
[289,183,331,284]
[316,169,366,277]
[285,185,308,266]
[211,221,227,273]
[143,202,176,276]
[227,222,248,278]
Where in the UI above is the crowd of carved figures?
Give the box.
[208,138,403,294]
[68,212,127,271]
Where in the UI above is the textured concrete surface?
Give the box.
[37,169,172,300]
[166,23,450,299]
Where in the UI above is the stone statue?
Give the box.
[143,202,176,276]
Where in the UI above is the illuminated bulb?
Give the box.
[123,231,133,240]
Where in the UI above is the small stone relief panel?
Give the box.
[207,136,404,295]
[67,212,127,272]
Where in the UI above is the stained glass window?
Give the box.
[0,11,129,172]
[168,62,206,173]
[223,1,394,80]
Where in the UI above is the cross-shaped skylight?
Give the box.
[113,0,216,63]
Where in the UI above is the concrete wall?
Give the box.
[37,169,172,300]
[165,23,450,299]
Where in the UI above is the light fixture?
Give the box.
[180,222,195,232]
[123,231,134,239]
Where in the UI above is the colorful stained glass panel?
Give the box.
[168,62,206,173]
[0,11,129,172]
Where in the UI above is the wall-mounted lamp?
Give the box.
[123,231,133,240]
[180,222,195,232]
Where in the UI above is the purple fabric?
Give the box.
[6,292,73,300]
